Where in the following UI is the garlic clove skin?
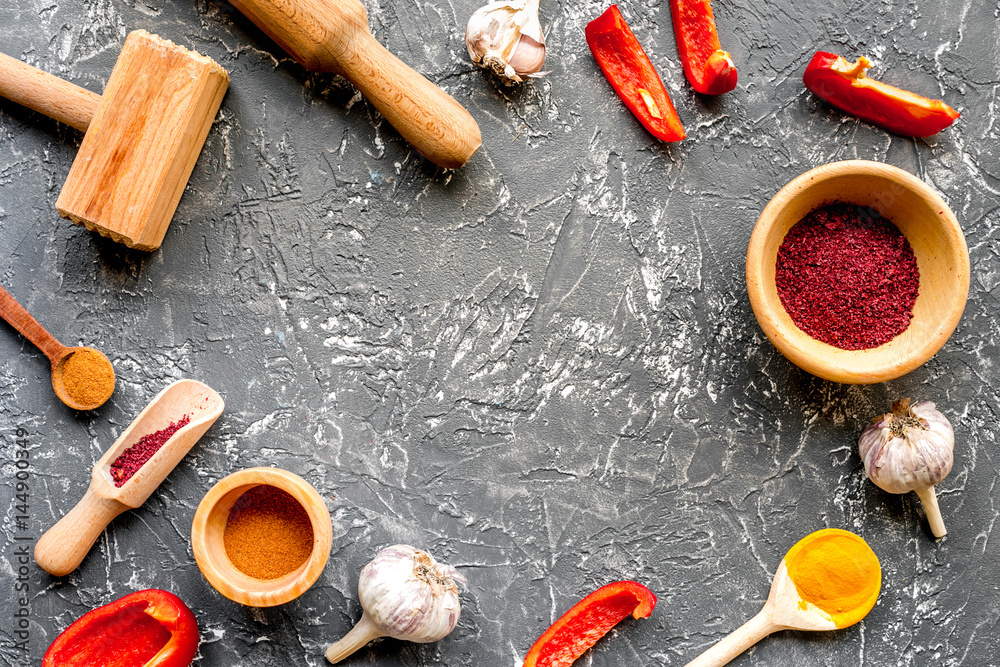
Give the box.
[506,34,546,80]
[858,398,955,538]
[326,545,466,664]
[466,0,546,84]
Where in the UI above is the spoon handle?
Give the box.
[34,487,129,576]
[684,610,779,667]
[0,284,67,362]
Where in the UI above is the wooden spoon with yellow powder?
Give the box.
[685,528,881,667]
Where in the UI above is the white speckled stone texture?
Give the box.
[0,0,998,665]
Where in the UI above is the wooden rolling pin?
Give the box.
[229,0,481,168]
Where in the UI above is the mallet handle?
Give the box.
[229,0,481,168]
[0,52,101,132]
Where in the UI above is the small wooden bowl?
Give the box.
[747,160,970,384]
[191,467,332,607]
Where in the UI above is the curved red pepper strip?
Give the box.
[586,5,686,142]
[671,0,737,95]
[803,51,959,137]
[523,581,657,667]
[43,589,199,667]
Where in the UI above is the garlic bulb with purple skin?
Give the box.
[859,398,955,538]
[466,0,546,84]
[325,545,466,663]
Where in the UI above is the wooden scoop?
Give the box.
[228,0,481,168]
[0,31,228,250]
[34,379,224,576]
[685,529,881,667]
[0,284,114,411]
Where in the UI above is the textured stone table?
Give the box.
[1,0,998,665]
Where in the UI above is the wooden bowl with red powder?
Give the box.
[747,160,970,384]
[191,467,332,607]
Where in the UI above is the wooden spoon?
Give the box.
[34,379,224,576]
[685,529,881,667]
[0,284,114,410]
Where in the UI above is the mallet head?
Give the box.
[55,30,228,251]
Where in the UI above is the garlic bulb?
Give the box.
[325,545,466,663]
[466,0,546,84]
[859,398,955,538]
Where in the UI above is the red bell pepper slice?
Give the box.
[523,580,657,667]
[803,51,960,137]
[586,5,686,142]
[671,0,737,95]
[42,589,199,667]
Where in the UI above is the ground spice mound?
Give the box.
[785,531,880,627]
[223,485,314,580]
[109,415,191,487]
[60,348,115,406]
[775,203,919,350]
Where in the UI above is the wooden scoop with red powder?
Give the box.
[34,379,224,576]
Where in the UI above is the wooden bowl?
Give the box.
[747,160,969,384]
[191,467,332,607]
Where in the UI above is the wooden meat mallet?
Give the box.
[0,31,229,251]
[228,0,481,169]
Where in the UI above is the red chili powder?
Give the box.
[775,203,919,350]
[109,415,191,487]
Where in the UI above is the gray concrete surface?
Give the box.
[1,0,998,665]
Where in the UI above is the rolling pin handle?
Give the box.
[339,31,481,168]
[34,489,128,576]
[226,0,481,168]
[0,51,101,132]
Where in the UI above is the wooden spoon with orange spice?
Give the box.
[0,284,114,410]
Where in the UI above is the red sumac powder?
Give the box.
[109,415,191,487]
[775,203,919,350]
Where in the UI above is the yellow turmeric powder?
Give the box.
[784,528,881,628]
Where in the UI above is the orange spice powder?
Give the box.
[60,348,115,406]
[223,485,314,580]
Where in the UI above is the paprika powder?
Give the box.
[60,347,115,407]
[42,589,199,667]
[223,484,314,579]
[109,415,192,487]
